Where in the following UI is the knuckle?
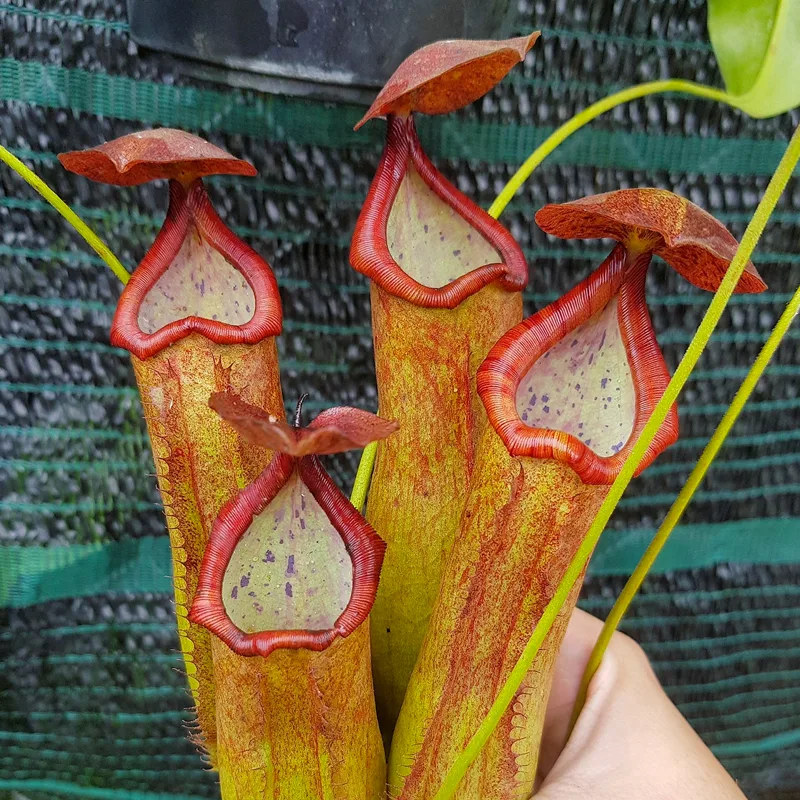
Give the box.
[611,630,650,669]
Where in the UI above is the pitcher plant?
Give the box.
[350,34,536,735]
[388,189,766,799]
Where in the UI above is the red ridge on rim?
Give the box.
[110,180,282,360]
[189,453,387,657]
[190,395,395,658]
[349,116,527,309]
[478,245,678,485]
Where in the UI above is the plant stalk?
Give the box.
[434,120,800,800]
[0,143,130,283]
[133,334,283,760]
[213,625,386,799]
[390,428,606,799]
[487,80,736,220]
[570,278,800,731]
[368,282,523,737]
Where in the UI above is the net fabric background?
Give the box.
[0,0,798,798]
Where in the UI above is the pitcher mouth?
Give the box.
[349,116,527,309]
[110,180,282,360]
[478,245,678,485]
[190,454,385,658]
[189,394,395,658]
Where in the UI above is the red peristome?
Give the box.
[110,180,282,360]
[210,391,399,456]
[355,32,539,128]
[350,115,528,308]
[478,244,678,484]
[59,128,257,186]
[189,452,386,658]
[535,189,766,294]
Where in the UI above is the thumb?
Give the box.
[536,608,746,800]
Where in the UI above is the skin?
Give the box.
[537,609,747,800]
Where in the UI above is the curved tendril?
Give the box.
[349,441,378,513]
[488,80,737,220]
[0,143,131,284]
[433,122,800,800]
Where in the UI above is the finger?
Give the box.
[537,624,747,800]
[538,607,605,778]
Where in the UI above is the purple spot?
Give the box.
[578,422,584,429]
[452,249,461,256]
[599,331,607,349]
[300,518,306,530]
[301,496,306,511]
[423,224,429,233]
[294,509,300,519]
[253,603,264,614]
[231,586,238,600]
[240,575,249,588]
[279,539,284,545]
[531,394,537,406]
[542,395,549,403]
[199,279,206,297]
[543,405,550,414]
[248,591,256,598]
[522,411,529,422]
[585,439,592,446]
[287,555,295,575]
[601,378,609,389]
[285,582,293,598]
[263,550,275,563]
[570,339,578,347]
[575,383,581,390]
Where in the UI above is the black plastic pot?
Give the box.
[127,0,515,100]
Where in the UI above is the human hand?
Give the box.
[536,608,747,800]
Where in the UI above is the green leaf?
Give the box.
[708,0,800,117]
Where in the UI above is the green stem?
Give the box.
[434,122,800,800]
[0,144,130,284]
[569,279,800,732]
[488,80,737,220]
[349,440,378,512]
